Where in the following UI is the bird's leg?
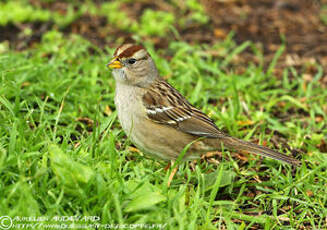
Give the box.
[167,160,177,187]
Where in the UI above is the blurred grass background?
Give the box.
[0,0,327,229]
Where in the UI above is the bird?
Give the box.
[107,43,300,185]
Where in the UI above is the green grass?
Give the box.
[1,30,326,229]
[0,1,327,229]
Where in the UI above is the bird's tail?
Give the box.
[221,136,300,166]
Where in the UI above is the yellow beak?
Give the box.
[107,57,123,69]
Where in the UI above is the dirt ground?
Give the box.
[1,0,327,80]
[202,0,327,80]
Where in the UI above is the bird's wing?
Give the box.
[142,80,301,166]
[142,80,224,138]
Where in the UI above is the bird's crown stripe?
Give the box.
[117,45,144,58]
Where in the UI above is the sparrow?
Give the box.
[107,43,300,173]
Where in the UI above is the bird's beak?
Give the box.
[107,57,122,69]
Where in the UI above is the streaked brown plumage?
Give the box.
[108,43,300,166]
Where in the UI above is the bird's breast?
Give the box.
[114,83,146,136]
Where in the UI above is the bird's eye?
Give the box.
[128,58,136,64]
